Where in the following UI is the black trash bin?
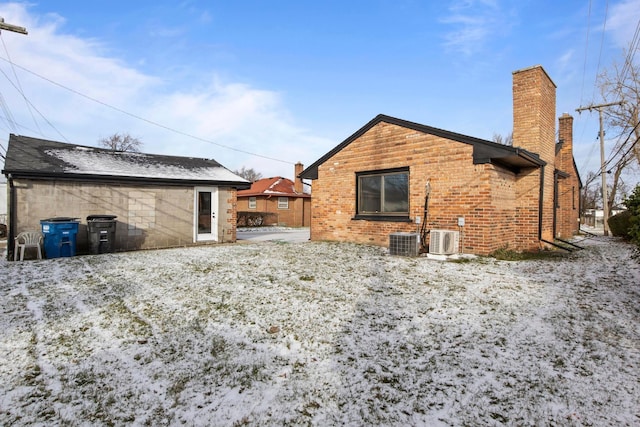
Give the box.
[86,215,117,254]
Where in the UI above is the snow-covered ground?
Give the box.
[1,236,638,426]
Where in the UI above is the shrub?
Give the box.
[608,210,632,239]
[623,184,640,247]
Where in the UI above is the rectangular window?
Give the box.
[249,197,256,209]
[357,168,409,217]
[278,197,289,209]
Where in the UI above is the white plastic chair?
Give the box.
[14,231,43,261]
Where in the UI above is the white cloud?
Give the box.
[607,0,640,49]
[440,0,511,56]
[0,3,330,179]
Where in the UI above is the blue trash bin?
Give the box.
[40,217,80,258]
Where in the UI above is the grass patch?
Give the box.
[489,247,567,261]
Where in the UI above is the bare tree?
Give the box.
[233,166,263,182]
[581,171,600,212]
[492,132,513,146]
[99,133,143,152]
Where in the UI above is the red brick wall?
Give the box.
[309,65,563,255]
[512,65,557,248]
[556,113,580,238]
[310,121,523,255]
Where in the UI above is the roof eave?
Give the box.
[298,114,549,180]
[4,170,251,189]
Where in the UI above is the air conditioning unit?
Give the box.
[429,230,459,255]
[389,232,419,257]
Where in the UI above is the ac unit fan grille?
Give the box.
[389,232,419,257]
[429,230,459,255]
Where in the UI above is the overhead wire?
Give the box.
[579,0,593,107]
[0,32,42,134]
[583,119,640,186]
[0,55,296,165]
[603,119,640,172]
[577,0,598,175]
[0,67,70,142]
[619,18,640,86]
[591,0,609,103]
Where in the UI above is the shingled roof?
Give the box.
[2,134,250,188]
[299,114,545,180]
[238,176,310,198]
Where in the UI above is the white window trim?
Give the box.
[278,197,289,209]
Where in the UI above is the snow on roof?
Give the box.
[46,147,243,182]
[3,135,248,185]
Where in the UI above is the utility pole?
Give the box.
[0,18,28,35]
[576,101,623,236]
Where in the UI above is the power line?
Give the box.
[603,119,640,172]
[580,0,593,107]
[0,90,16,132]
[0,56,296,165]
[591,0,609,103]
[0,66,69,142]
[619,18,640,85]
[0,33,42,134]
[581,118,639,188]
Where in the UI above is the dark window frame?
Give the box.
[354,167,411,222]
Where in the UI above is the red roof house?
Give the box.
[237,163,311,227]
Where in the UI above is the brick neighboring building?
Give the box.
[236,163,311,227]
[300,65,581,255]
[2,136,249,259]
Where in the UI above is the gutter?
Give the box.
[5,171,251,189]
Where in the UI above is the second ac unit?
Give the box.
[429,230,459,255]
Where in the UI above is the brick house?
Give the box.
[2,135,249,259]
[299,65,581,255]
[236,163,311,227]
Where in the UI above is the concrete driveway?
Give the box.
[236,227,310,243]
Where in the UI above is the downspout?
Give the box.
[538,165,544,241]
[7,174,15,261]
[553,170,558,239]
[538,165,566,250]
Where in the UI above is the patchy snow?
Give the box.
[0,236,638,425]
[46,148,246,182]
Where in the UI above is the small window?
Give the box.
[278,197,289,209]
[357,168,409,216]
[248,197,256,209]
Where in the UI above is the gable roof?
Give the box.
[238,176,310,198]
[299,114,546,180]
[2,134,250,188]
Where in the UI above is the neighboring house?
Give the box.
[300,65,582,255]
[2,135,249,259]
[237,163,311,227]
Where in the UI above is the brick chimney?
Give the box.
[558,113,574,171]
[512,65,557,162]
[294,162,304,193]
[512,65,557,247]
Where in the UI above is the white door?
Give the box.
[195,187,218,241]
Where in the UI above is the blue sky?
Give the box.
[0,1,638,181]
